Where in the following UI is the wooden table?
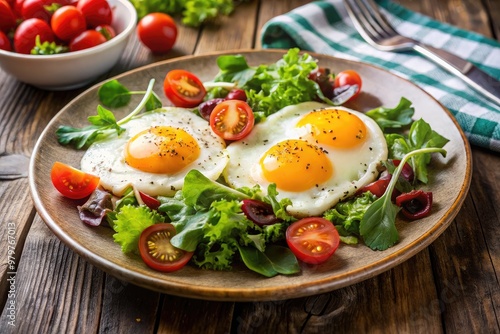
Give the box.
[1,0,499,332]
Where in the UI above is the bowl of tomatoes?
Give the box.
[0,0,136,90]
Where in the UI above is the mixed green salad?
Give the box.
[53,48,449,277]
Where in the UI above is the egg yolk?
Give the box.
[296,108,367,148]
[125,126,200,174]
[259,139,333,192]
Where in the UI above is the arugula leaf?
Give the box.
[57,79,157,149]
[360,147,447,250]
[386,119,449,183]
[98,79,163,109]
[112,205,165,254]
[365,97,414,131]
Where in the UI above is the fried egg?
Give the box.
[223,101,388,217]
[80,108,229,197]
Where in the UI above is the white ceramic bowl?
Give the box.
[0,0,137,90]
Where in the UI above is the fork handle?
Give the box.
[413,44,500,107]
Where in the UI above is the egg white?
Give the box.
[223,101,388,217]
[80,108,229,197]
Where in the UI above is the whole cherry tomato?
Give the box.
[95,24,115,40]
[0,30,12,51]
[69,29,106,51]
[334,70,362,101]
[22,0,69,22]
[51,5,86,41]
[0,0,16,32]
[76,0,112,28]
[137,12,177,54]
[14,18,54,54]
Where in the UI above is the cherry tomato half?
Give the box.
[14,18,54,54]
[137,12,177,54]
[286,217,340,264]
[69,29,106,51]
[51,5,86,41]
[50,161,100,199]
[138,223,194,272]
[334,70,362,101]
[163,69,206,108]
[209,100,255,141]
[76,0,112,28]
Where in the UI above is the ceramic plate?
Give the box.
[29,50,472,301]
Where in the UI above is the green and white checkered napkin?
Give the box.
[261,0,500,152]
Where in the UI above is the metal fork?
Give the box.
[344,0,500,107]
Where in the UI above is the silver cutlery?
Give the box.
[344,0,500,106]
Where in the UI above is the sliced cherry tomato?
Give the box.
[95,24,116,40]
[241,199,280,227]
[163,69,206,108]
[356,171,391,198]
[137,12,177,54]
[51,5,86,41]
[0,0,16,32]
[138,223,193,272]
[0,30,11,51]
[396,190,433,220]
[286,217,340,264]
[209,100,255,141]
[334,70,362,101]
[51,161,100,199]
[139,191,161,211]
[69,29,106,51]
[14,18,54,54]
[76,0,112,28]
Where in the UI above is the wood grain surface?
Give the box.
[0,0,499,333]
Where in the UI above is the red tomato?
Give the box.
[209,100,255,141]
[51,5,86,41]
[139,191,161,211]
[69,29,106,51]
[50,161,100,199]
[76,0,112,28]
[0,0,16,32]
[286,217,340,264]
[22,0,69,22]
[0,30,11,51]
[139,223,194,272]
[95,24,115,40]
[163,69,206,108]
[14,18,54,54]
[334,70,362,101]
[137,12,177,54]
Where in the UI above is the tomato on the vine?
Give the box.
[138,223,193,272]
[14,18,54,54]
[50,161,100,199]
[137,12,177,54]
[51,5,86,41]
[69,29,106,51]
[286,217,340,264]
[209,100,255,141]
[334,70,362,101]
[76,0,112,28]
[163,69,206,108]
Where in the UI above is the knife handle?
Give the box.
[413,43,500,107]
